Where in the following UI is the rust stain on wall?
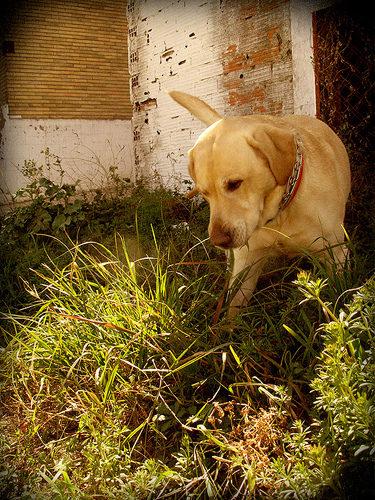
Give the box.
[268,100,283,114]
[223,53,249,74]
[222,44,249,75]
[227,86,266,107]
[267,26,281,44]
[223,44,238,55]
[250,45,280,66]
[222,28,282,76]
[223,78,244,90]
[221,22,284,82]
[250,26,282,66]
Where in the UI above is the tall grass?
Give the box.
[0,232,374,499]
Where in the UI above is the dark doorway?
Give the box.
[313,3,375,258]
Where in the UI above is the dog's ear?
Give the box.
[169,90,222,126]
[247,124,296,185]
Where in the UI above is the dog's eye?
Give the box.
[227,179,243,192]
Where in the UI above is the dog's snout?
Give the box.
[210,224,233,248]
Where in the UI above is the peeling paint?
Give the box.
[223,44,238,55]
[222,51,249,75]
[227,86,266,107]
[128,0,294,185]
[223,78,244,90]
[161,48,174,58]
[250,46,280,66]
[135,98,157,111]
[134,129,140,140]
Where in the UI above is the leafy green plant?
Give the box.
[0,160,212,311]
[0,235,224,498]
[0,229,373,499]
[268,273,375,498]
[0,159,374,498]
[9,148,84,233]
[302,273,375,480]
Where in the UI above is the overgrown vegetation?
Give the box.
[0,157,374,498]
[0,152,207,311]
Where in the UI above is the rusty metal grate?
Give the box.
[313,5,375,246]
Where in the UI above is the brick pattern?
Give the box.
[1,0,131,119]
[127,0,294,184]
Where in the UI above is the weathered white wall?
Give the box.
[0,104,134,206]
[128,0,294,187]
[1,0,333,207]
[290,0,333,115]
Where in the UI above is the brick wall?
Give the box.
[127,0,293,185]
[1,0,131,119]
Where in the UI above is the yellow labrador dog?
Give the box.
[169,91,351,316]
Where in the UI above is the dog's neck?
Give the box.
[279,138,304,210]
[261,138,304,227]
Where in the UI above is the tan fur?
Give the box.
[169,91,351,317]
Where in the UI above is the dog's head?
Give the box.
[169,91,296,249]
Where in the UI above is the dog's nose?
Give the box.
[210,226,233,248]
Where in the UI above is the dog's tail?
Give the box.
[169,90,222,126]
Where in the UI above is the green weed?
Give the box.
[0,230,373,498]
[0,168,374,497]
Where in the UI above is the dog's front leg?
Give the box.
[227,244,271,318]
